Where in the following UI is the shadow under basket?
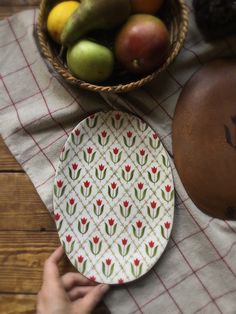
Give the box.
[36,0,189,93]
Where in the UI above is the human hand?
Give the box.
[37,246,109,314]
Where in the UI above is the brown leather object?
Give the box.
[173,59,236,220]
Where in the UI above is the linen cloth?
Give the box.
[1,2,236,313]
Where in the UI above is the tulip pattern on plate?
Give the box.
[53,111,175,284]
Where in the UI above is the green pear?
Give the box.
[67,40,114,83]
[61,0,131,46]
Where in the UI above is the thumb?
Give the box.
[75,284,109,314]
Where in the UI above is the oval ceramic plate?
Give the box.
[53,111,174,284]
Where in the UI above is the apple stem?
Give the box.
[133,59,141,69]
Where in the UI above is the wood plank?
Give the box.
[0,294,110,314]
[0,230,74,293]
[0,294,36,314]
[0,173,55,231]
[0,138,22,171]
[0,233,110,313]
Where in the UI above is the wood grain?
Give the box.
[0,230,75,293]
[0,138,22,171]
[0,173,55,231]
[0,294,36,314]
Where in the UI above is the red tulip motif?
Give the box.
[78,255,84,263]
[54,213,60,221]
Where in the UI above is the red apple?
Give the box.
[115,14,170,75]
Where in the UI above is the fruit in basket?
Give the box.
[67,40,114,83]
[130,0,164,14]
[47,1,80,44]
[115,14,170,75]
[61,0,131,46]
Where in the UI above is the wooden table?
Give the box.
[0,2,109,313]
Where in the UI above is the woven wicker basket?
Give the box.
[36,0,188,93]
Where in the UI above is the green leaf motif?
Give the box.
[105,223,109,235]
[60,186,66,198]
[100,205,104,216]
[138,264,143,277]
[111,117,115,129]
[108,186,112,198]
[147,171,152,183]
[89,240,93,253]
[130,170,135,181]
[83,151,87,163]
[134,188,138,200]
[136,153,140,164]
[117,151,122,163]
[149,137,160,149]
[93,204,97,215]
[102,168,107,180]
[147,206,151,218]
[85,222,90,233]
[144,154,148,165]
[102,262,106,276]
[74,259,78,270]
[60,149,70,162]
[161,225,166,239]
[121,169,125,181]
[69,167,73,180]
[78,134,84,145]
[123,136,128,147]
[148,171,160,183]
[132,225,137,238]
[70,240,75,254]
[74,169,81,180]
[153,246,158,257]
[78,221,81,233]
[86,115,98,128]
[161,189,167,202]
[141,226,146,238]
[109,152,113,163]
[82,260,87,273]
[141,188,147,201]
[80,186,83,196]
[145,244,149,256]
[126,244,131,255]
[162,155,167,167]
[98,134,102,146]
[131,264,135,277]
[109,263,115,276]
[118,244,122,256]
[155,206,160,219]
[170,190,175,201]
[53,185,57,197]
[131,136,136,146]
[112,224,117,236]
[57,220,63,232]
[90,152,96,163]
[98,241,102,254]
[120,205,125,218]
[71,133,75,145]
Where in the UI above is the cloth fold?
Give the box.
[1,2,236,313]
